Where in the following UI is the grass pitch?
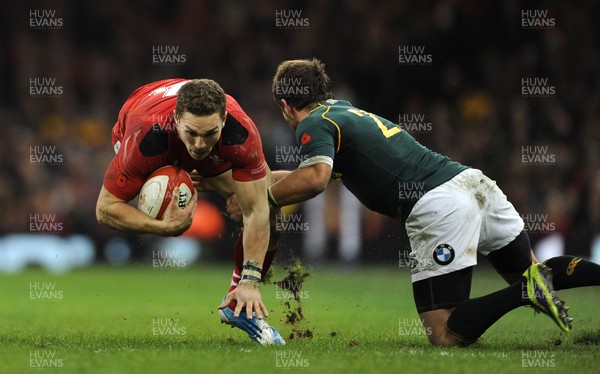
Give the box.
[1,263,599,373]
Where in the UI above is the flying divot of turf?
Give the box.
[273,259,312,340]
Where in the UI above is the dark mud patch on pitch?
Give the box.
[573,330,600,345]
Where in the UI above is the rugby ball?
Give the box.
[137,166,194,220]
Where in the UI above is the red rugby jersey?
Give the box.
[104,79,267,201]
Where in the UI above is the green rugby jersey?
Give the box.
[296,99,468,221]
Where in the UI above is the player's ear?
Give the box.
[221,111,227,127]
[280,99,293,116]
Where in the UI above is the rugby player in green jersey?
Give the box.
[251,58,600,346]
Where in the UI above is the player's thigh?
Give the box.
[475,173,531,283]
[405,170,482,284]
[477,172,525,254]
[412,266,473,313]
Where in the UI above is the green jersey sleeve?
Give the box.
[296,115,337,161]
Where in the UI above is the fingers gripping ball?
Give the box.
[137,166,194,219]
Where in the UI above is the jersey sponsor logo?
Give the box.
[300,133,311,145]
[433,244,455,266]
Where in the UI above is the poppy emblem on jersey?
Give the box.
[433,244,455,265]
[300,133,311,145]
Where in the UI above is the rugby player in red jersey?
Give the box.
[96,78,285,345]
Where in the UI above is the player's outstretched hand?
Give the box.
[218,283,269,320]
[226,194,243,222]
[161,187,197,236]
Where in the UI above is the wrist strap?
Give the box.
[239,261,262,286]
[267,186,279,209]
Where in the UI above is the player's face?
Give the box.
[175,111,224,160]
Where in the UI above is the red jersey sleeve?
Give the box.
[224,95,268,182]
[104,79,184,201]
[103,125,167,201]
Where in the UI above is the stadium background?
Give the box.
[0,1,599,271]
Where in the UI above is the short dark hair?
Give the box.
[175,79,226,119]
[272,58,334,110]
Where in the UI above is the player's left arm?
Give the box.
[219,175,271,319]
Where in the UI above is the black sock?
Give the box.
[447,279,527,343]
[543,256,600,290]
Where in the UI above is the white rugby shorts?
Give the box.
[405,169,524,282]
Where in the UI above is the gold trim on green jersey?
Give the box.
[311,104,341,153]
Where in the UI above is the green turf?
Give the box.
[1,264,598,373]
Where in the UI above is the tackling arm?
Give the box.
[269,162,332,207]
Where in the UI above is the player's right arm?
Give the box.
[96,185,196,237]
[96,126,197,237]
[269,162,332,206]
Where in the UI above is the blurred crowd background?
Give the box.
[0,0,598,269]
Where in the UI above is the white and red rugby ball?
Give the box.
[137,166,194,220]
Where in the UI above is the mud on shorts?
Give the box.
[405,168,524,312]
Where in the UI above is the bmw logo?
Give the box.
[433,244,455,265]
